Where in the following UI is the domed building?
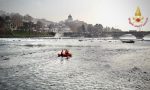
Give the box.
[66,14,73,22]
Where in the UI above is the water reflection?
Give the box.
[59,57,70,64]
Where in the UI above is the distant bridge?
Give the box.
[63,31,150,39]
[102,31,150,39]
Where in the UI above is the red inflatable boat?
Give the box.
[58,50,72,58]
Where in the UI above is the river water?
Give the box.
[0,37,150,90]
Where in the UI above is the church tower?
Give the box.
[67,14,73,22]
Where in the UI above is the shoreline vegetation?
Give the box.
[0,30,56,38]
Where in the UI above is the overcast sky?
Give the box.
[0,0,150,31]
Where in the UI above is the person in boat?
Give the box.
[65,49,69,55]
[65,49,70,59]
[61,50,64,56]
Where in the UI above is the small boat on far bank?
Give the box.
[121,40,135,43]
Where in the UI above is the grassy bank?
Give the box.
[0,30,56,38]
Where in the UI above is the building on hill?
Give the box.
[11,14,23,30]
[49,23,72,33]
[65,14,73,22]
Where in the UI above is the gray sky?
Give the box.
[0,0,150,31]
